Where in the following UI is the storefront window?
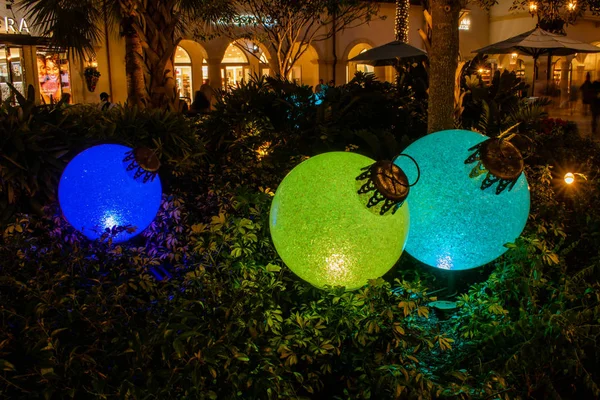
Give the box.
[174,46,192,105]
[0,46,26,104]
[37,50,71,104]
[222,43,250,88]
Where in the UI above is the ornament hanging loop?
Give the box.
[391,153,421,187]
[356,153,420,215]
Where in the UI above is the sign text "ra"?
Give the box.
[2,17,30,34]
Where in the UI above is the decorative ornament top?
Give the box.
[465,127,530,195]
[356,154,420,215]
[123,147,161,183]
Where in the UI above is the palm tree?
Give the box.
[19,0,233,109]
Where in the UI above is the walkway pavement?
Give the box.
[546,101,595,140]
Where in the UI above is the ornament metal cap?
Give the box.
[123,147,160,183]
[357,154,420,215]
[465,135,525,194]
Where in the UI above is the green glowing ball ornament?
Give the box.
[269,152,410,290]
[395,129,530,271]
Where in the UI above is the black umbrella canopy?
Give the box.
[473,27,600,57]
[473,27,600,95]
[348,41,427,66]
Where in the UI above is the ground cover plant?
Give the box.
[1,77,599,399]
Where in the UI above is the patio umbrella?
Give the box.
[348,41,427,66]
[473,26,600,95]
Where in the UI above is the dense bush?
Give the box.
[1,78,600,399]
[0,96,205,225]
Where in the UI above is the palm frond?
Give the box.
[17,0,104,60]
[176,0,237,39]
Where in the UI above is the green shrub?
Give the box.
[0,101,205,225]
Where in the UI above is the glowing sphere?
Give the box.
[59,144,162,242]
[270,152,410,290]
[395,130,530,270]
[564,172,575,184]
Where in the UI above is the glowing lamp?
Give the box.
[59,144,162,242]
[395,130,530,270]
[269,152,410,290]
[564,172,575,184]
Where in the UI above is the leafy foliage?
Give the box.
[459,61,529,136]
[0,99,204,225]
[1,73,600,399]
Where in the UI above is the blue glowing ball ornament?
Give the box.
[59,144,162,242]
[269,152,410,290]
[395,130,530,270]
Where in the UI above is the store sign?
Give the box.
[218,14,276,27]
[1,16,30,34]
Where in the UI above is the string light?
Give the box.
[395,0,410,43]
[567,1,576,11]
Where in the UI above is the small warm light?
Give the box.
[567,2,576,11]
[529,2,538,13]
[478,68,485,74]
[564,172,575,184]
[459,17,471,31]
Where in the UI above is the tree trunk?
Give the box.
[145,0,178,109]
[123,21,149,108]
[427,0,461,133]
[395,0,410,43]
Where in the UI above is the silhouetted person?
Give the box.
[315,78,325,93]
[98,92,115,111]
[188,90,210,116]
[59,93,71,108]
[581,72,593,116]
[199,79,214,107]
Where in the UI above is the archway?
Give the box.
[347,43,374,83]
[220,42,250,88]
[174,46,193,104]
[176,39,208,103]
[289,42,320,88]
[579,42,600,82]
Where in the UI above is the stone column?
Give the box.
[22,45,39,103]
[575,65,585,86]
[317,60,331,84]
[559,57,572,108]
[206,58,222,90]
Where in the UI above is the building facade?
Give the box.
[2,0,599,106]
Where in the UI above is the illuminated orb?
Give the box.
[395,130,530,270]
[269,152,410,290]
[564,172,575,185]
[59,144,162,242]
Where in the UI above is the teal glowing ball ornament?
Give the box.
[395,129,530,271]
[59,144,162,243]
[269,152,416,290]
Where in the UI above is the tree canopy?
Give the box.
[218,0,382,78]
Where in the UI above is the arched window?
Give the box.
[221,43,250,87]
[174,46,192,104]
[347,44,374,83]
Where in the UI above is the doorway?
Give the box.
[0,46,26,103]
